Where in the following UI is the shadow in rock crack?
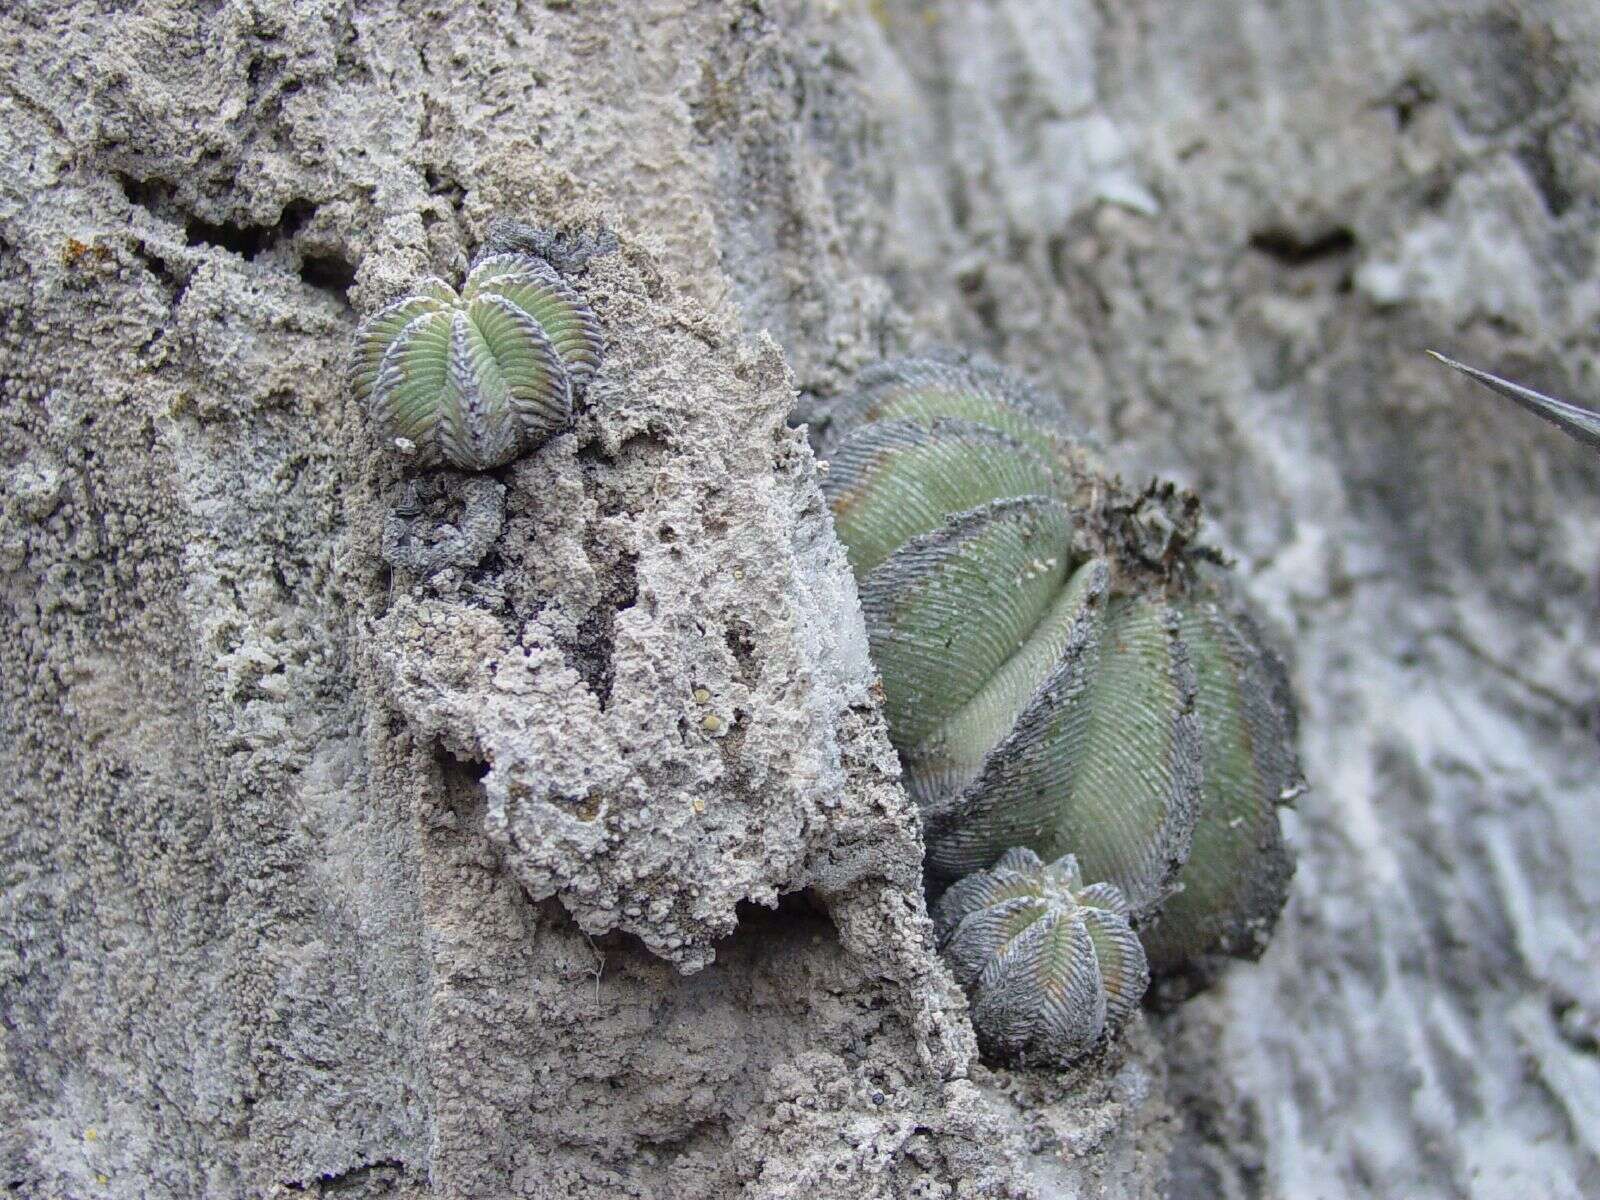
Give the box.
[114,170,356,306]
[276,1158,408,1198]
[568,551,638,712]
[422,750,931,1196]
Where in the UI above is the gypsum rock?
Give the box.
[350,251,604,471]
[379,477,507,578]
[933,847,1147,1065]
[480,217,621,276]
[820,354,1298,982]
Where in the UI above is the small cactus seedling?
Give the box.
[351,251,604,471]
[934,847,1148,1066]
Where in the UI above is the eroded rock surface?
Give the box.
[4,0,1598,1198]
[0,1,1164,1197]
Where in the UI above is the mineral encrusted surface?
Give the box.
[3,1,1598,1198]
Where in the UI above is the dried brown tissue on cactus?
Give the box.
[349,221,609,474]
[815,353,1304,1063]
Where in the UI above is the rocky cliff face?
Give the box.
[849,5,1600,1196]
[2,1,1596,1198]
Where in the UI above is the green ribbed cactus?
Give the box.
[350,252,603,471]
[1142,602,1300,980]
[934,847,1147,1066]
[819,354,1301,1028]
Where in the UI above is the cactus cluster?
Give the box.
[351,252,603,471]
[820,354,1302,1061]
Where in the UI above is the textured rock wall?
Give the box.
[2,0,1598,1198]
[855,2,1600,1197]
[0,1,1161,1197]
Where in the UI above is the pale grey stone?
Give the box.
[4,1,1597,1198]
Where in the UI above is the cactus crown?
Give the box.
[351,252,604,471]
[934,847,1148,1066]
